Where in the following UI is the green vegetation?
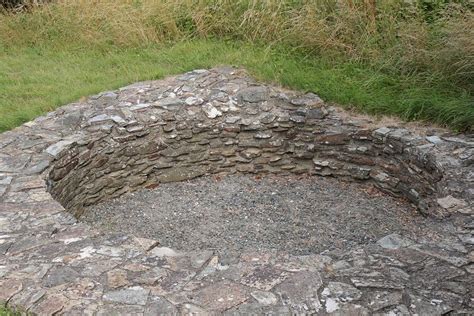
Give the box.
[0,0,472,131]
[0,306,20,316]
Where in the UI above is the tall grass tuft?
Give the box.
[1,0,472,89]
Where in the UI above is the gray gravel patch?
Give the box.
[82,174,451,256]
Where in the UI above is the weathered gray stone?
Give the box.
[373,127,391,138]
[134,267,167,286]
[107,269,129,289]
[88,114,114,125]
[45,139,77,157]
[156,166,207,183]
[366,291,402,312]
[150,246,180,257]
[202,103,222,118]
[458,234,474,245]
[99,91,118,100]
[130,103,151,111]
[155,97,184,109]
[0,176,13,185]
[44,266,80,287]
[409,294,454,315]
[350,278,403,290]
[225,116,241,124]
[144,296,178,315]
[289,115,305,123]
[179,303,209,315]
[250,290,278,305]
[185,96,204,106]
[0,154,30,172]
[307,108,328,119]
[377,233,413,249]
[261,113,276,124]
[274,271,323,312]
[328,303,370,315]
[237,86,268,103]
[437,195,467,210]
[96,245,125,257]
[134,236,160,252]
[321,282,362,302]
[224,302,291,315]
[24,158,51,174]
[103,286,150,305]
[426,135,443,144]
[240,265,288,290]
[0,279,22,302]
[30,294,67,315]
[189,281,249,311]
[290,93,324,107]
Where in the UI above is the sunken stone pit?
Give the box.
[0,68,473,315]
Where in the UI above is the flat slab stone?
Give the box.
[237,86,268,103]
[274,271,323,312]
[0,154,30,173]
[376,233,413,250]
[103,286,150,305]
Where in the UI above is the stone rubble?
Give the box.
[0,67,472,315]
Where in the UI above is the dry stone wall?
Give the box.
[1,67,473,314]
[43,68,472,218]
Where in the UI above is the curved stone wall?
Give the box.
[43,68,471,218]
[1,67,473,314]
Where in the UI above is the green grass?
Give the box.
[0,306,20,316]
[1,39,472,132]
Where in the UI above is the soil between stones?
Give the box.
[82,174,451,257]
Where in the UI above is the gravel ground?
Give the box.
[82,174,451,256]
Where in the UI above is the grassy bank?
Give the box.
[0,0,472,131]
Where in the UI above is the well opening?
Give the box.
[46,69,448,220]
[44,68,455,254]
[2,67,472,314]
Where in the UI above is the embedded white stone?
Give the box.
[202,104,222,119]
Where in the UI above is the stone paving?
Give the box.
[0,67,473,315]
